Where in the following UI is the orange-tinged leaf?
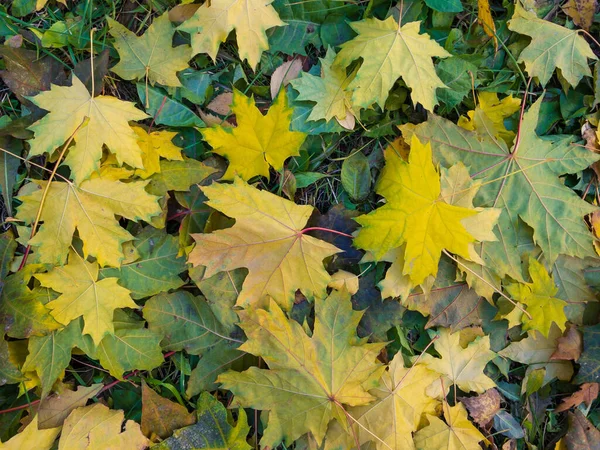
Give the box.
[218,289,385,447]
[188,178,340,310]
[34,250,136,346]
[555,383,599,412]
[201,89,305,181]
[141,381,195,440]
[26,75,149,184]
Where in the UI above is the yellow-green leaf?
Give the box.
[107,12,191,87]
[27,76,149,184]
[334,17,450,111]
[218,289,385,447]
[16,177,161,267]
[177,0,285,70]
[35,250,136,345]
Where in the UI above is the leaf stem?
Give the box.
[300,227,353,238]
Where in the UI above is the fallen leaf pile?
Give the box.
[1,0,600,448]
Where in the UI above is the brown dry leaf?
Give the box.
[555,383,600,413]
[168,3,201,23]
[564,410,600,449]
[460,388,502,426]
[583,122,600,178]
[198,110,233,127]
[270,58,303,99]
[551,326,583,361]
[562,0,597,31]
[207,92,234,116]
[141,381,196,440]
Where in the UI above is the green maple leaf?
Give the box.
[218,289,385,447]
[508,3,596,87]
[408,96,599,284]
[334,17,450,111]
[0,265,60,339]
[289,48,356,126]
[107,12,191,87]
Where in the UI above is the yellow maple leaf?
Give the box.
[188,178,340,310]
[458,92,521,144]
[27,75,149,184]
[505,258,568,338]
[58,403,148,449]
[346,354,441,449]
[132,126,183,179]
[16,177,161,267]
[0,415,60,450]
[414,403,485,450]
[177,0,285,70]
[478,0,497,49]
[34,251,136,346]
[422,328,496,395]
[201,89,306,181]
[355,136,489,285]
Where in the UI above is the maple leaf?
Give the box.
[38,384,103,429]
[141,381,196,439]
[107,12,191,87]
[34,250,136,346]
[457,92,521,144]
[508,3,597,87]
[188,178,340,310]
[408,96,599,284]
[58,403,149,449]
[176,0,285,70]
[499,324,574,387]
[344,354,441,450]
[505,258,568,338]
[289,48,357,127]
[100,228,187,299]
[334,17,450,111]
[0,415,60,450]
[21,319,85,397]
[201,89,305,181]
[27,75,149,184]
[354,135,496,286]
[422,328,496,395]
[15,177,161,267]
[132,126,183,179]
[154,392,251,450]
[218,289,385,447]
[413,403,485,450]
[0,265,60,339]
